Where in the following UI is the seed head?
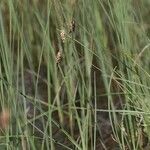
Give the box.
[69,20,75,33]
[60,30,66,43]
[56,51,62,64]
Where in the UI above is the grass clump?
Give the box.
[0,0,149,149]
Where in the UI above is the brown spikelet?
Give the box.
[56,51,62,64]
[60,30,66,43]
[69,20,75,33]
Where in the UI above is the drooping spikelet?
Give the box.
[60,30,66,43]
[56,50,62,64]
[69,20,75,33]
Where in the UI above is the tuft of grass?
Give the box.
[0,0,149,149]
